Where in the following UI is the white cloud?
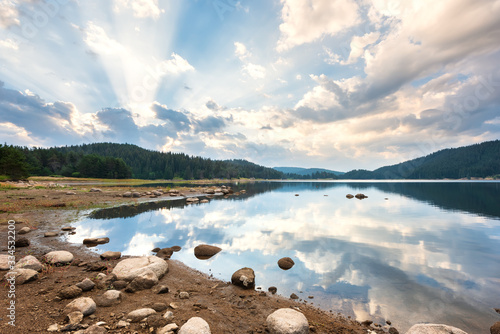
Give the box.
[0,38,18,50]
[234,41,251,61]
[242,63,266,79]
[277,0,360,51]
[0,1,19,28]
[343,31,380,65]
[84,22,125,55]
[114,0,163,19]
[158,53,195,75]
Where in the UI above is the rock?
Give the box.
[85,262,108,272]
[61,226,75,231]
[163,311,174,321]
[152,302,168,312]
[83,237,109,245]
[178,317,211,334]
[64,297,97,316]
[83,325,107,334]
[43,250,74,265]
[132,192,141,198]
[100,251,121,260]
[58,285,83,299]
[76,278,96,292]
[47,324,60,332]
[14,255,43,272]
[126,268,158,292]
[346,194,354,199]
[266,308,309,334]
[4,268,38,284]
[152,247,161,252]
[169,302,179,309]
[126,308,156,323]
[66,311,84,325]
[179,291,190,299]
[0,254,10,271]
[268,286,278,294]
[66,191,76,195]
[156,248,174,259]
[146,313,168,329]
[18,226,31,234]
[95,290,122,307]
[278,257,295,270]
[231,267,255,289]
[406,324,468,334]
[495,308,500,314]
[158,323,179,334]
[113,280,128,290]
[200,199,209,203]
[112,256,168,282]
[171,246,182,252]
[116,320,130,328]
[89,188,102,193]
[194,244,222,260]
[122,192,132,198]
[290,293,299,300]
[491,322,500,334]
[355,193,368,199]
[154,285,170,294]
[44,231,59,237]
[15,237,30,247]
[361,320,373,327]
[389,327,399,334]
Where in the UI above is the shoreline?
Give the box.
[0,180,397,333]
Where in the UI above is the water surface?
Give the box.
[68,181,500,332]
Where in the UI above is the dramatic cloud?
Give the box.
[151,102,191,131]
[277,0,360,51]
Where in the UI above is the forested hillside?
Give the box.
[11,143,283,180]
[341,140,500,179]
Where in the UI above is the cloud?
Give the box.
[84,21,125,55]
[114,0,163,19]
[234,41,251,61]
[0,38,19,50]
[194,116,227,134]
[277,0,360,51]
[151,102,191,131]
[242,63,266,79]
[158,53,195,75]
[206,99,223,111]
[0,1,19,28]
[343,32,380,65]
[96,108,140,142]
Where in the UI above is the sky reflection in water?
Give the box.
[68,182,500,333]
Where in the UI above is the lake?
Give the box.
[68,181,500,333]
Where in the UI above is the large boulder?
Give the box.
[277,257,295,270]
[112,256,168,282]
[43,251,74,265]
[178,317,211,334]
[15,255,43,272]
[406,324,468,334]
[194,244,222,260]
[4,268,38,284]
[266,308,309,334]
[126,308,156,323]
[126,269,158,292]
[231,267,255,289]
[100,251,121,260]
[64,297,96,316]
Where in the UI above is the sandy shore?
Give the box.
[0,180,398,333]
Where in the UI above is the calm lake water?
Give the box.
[68,181,500,333]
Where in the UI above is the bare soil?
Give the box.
[0,180,397,333]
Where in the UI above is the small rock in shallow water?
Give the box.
[277,257,295,270]
[290,293,299,300]
[268,286,277,294]
[194,244,222,260]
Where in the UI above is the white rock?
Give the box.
[0,254,11,271]
[126,308,156,322]
[64,297,97,316]
[163,311,174,321]
[406,324,469,334]
[18,226,31,234]
[15,255,43,272]
[4,268,38,284]
[116,320,130,328]
[178,317,211,334]
[66,311,84,324]
[266,308,309,334]
[47,324,60,332]
[179,291,189,299]
[158,323,179,334]
[43,251,74,265]
[103,289,121,302]
[112,256,168,282]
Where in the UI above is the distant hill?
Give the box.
[274,167,344,176]
[341,140,500,179]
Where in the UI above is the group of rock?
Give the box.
[346,193,368,200]
[118,185,245,203]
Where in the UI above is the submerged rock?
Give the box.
[278,257,295,270]
[194,244,222,260]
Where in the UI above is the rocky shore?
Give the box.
[0,180,496,334]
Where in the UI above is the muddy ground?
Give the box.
[0,180,398,333]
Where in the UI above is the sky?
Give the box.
[0,0,499,172]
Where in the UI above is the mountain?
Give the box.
[10,143,283,180]
[341,140,500,179]
[273,167,344,176]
